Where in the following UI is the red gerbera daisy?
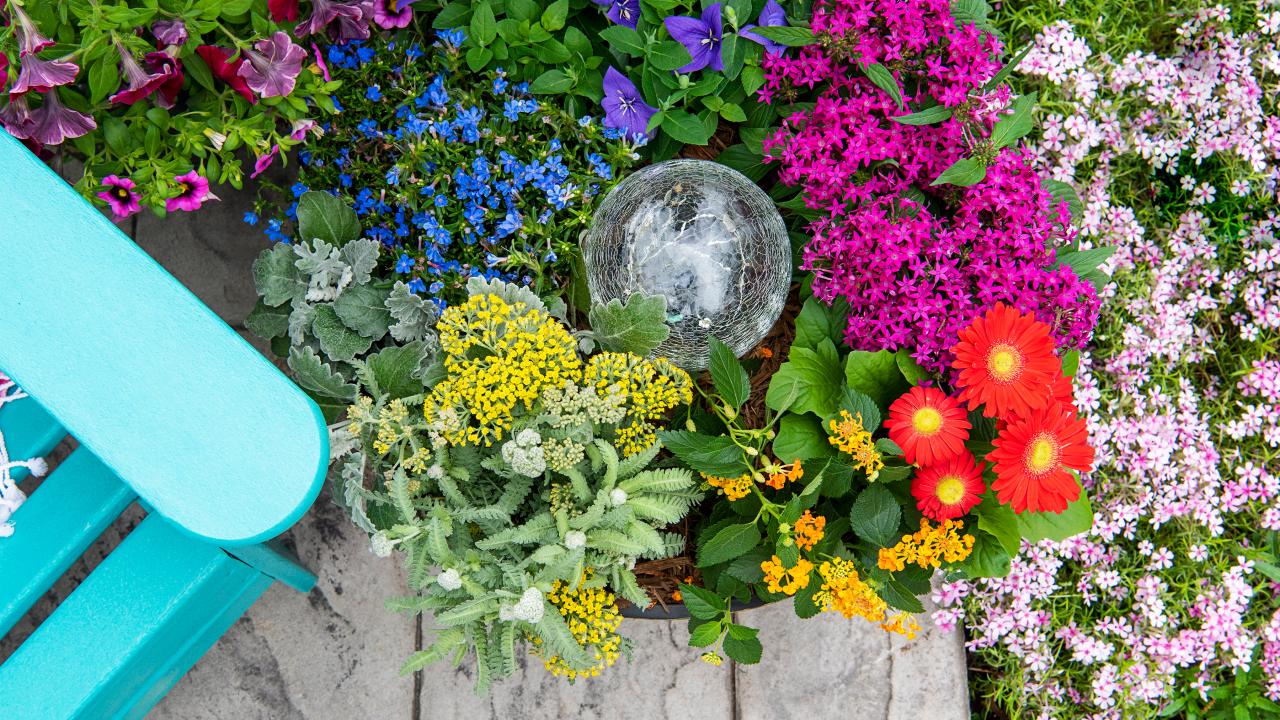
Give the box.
[912,452,986,521]
[989,401,1095,514]
[952,303,1062,418]
[1050,371,1078,415]
[886,386,971,466]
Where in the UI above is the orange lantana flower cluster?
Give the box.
[877,518,975,572]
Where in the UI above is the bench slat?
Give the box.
[0,514,273,719]
[0,447,135,637]
[0,394,65,482]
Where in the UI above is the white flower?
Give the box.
[610,488,628,506]
[516,428,542,447]
[370,531,394,558]
[427,464,445,479]
[512,587,544,623]
[437,568,462,591]
[498,604,516,622]
[564,530,587,549]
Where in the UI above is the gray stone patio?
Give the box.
[13,182,972,719]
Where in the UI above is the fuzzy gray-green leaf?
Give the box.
[589,292,671,356]
[312,303,373,363]
[288,346,357,401]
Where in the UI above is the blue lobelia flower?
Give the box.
[739,0,788,56]
[243,211,259,225]
[366,84,382,101]
[664,3,724,73]
[601,67,657,139]
[406,278,427,294]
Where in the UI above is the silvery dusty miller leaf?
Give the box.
[589,292,671,356]
[253,244,305,307]
[333,283,392,340]
[311,303,373,363]
[287,345,357,401]
[386,281,438,342]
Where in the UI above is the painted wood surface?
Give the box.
[0,132,327,545]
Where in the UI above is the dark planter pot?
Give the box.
[620,596,771,620]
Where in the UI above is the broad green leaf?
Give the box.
[844,350,906,409]
[793,297,845,349]
[245,299,290,340]
[958,530,1012,579]
[1015,489,1093,541]
[930,157,988,187]
[530,69,574,94]
[658,431,748,476]
[698,522,762,566]
[989,92,1037,148]
[368,342,429,398]
[708,336,750,409]
[773,413,836,461]
[850,485,901,547]
[879,579,925,613]
[895,349,929,386]
[296,191,361,246]
[750,25,817,47]
[679,583,726,619]
[891,105,952,125]
[661,109,713,145]
[1043,178,1083,221]
[470,1,497,44]
[540,0,568,30]
[765,339,843,415]
[589,292,671,356]
[1061,350,1080,377]
[599,25,645,56]
[312,303,373,363]
[1055,246,1116,278]
[689,619,723,647]
[860,62,903,109]
[722,627,763,664]
[333,283,392,340]
[648,40,695,72]
[252,244,305,307]
[740,65,765,95]
[287,346,357,401]
[974,494,1021,555]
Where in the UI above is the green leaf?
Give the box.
[679,583,726,620]
[245,299,290,340]
[974,494,1021,555]
[930,157,988,187]
[689,619,723,647]
[1043,178,1083,221]
[793,297,844,350]
[879,579,925,613]
[749,25,817,47]
[891,105,953,126]
[88,59,117,104]
[658,431,748,476]
[589,292,671,356]
[466,46,493,71]
[1015,489,1093,541]
[959,530,1012,579]
[724,548,770,583]
[708,337,750,409]
[312,303,373,363]
[741,65,765,95]
[252,244,305,307]
[719,102,747,123]
[287,346,357,401]
[1055,246,1116,277]
[470,1,497,44]
[529,68,574,94]
[989,93,1037,149]
[895,349,929,386]
[368,342,428,399]
[297,191,361,246]
[400,629,466,675]
[984,43,1032,91]
[850,485,901,547]
[860,62,903,109]
[773,413,835,462]
[844,350,906,409]
[649,40,695,72]
[386,281,437,343]
[599,25,645,56]
[722,629,763,664]
[766,340,843,415]
[540,0,568,30]
[698,522,763,566]
[661,109,713,145]
[1061,350,1080,377]
[333,284,392,340]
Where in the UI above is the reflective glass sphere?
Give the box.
[582,160,791,370]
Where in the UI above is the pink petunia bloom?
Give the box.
[152,19,188,48]
[295,0,368,41]
[109,44,177,105]
[290,117,321,140]
[0,94,36,139]
[10,3,53,58]
[250,144,280,179]
[194,45,256,104]
[268,0,299,22]
[27,88,95,146]
[96,175,142,219]
[165,170,216,213]
[144,51,185,109]
[9,55,79,97]
[372,0,418,29]
[311,42,331,82]
[236,31,306,98]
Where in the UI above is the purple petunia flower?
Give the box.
[290,117,321,140]
[237,32,307,98]
[251,144,281,179]
[296,0,370,42]
[591,0,640,29]
[664,3,724,73]
[166,170,217,213]
[152,19,189,48]
[97,175,142,219]
[739,0,788,56]
[109,44,173,105]
[373,0,419,29]
[601,66,656,139]
[0,95,36,139]
[312,42,332,82]
[9,55,80,97]
[27,89,96,146]
[11,4,54,58]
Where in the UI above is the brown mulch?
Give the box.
[679,121,738,161]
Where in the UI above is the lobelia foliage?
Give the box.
[336,279,702,690]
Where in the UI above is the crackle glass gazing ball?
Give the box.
[582,159,791,370]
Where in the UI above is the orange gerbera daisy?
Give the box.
[951,303,1061,419]
[886,386,971,466]
[911,452,986,520]
[989,401,1095,514]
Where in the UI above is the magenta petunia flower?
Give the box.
[664,3,723,74]
[0,95,36,139]
[601,66,657,139]
[290,117,321,140]
[295,0,369,41]
[373,0,418,29]
[97,175,142,219]
[27,88,96,146]
[145,51,185,109]
[165,170,216,213]
[251,144,280,179]
[269,0,300,22]
[109,44,174,105]
[237,31,307,98]
[152,19,189,48]
[311,42,331,82]
[9,55,79,97]
[11,4,54,58]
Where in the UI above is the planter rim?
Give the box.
[619,596,772,620]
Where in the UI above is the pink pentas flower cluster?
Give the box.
[758,0,1098,372]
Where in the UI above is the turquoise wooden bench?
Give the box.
[0,131,329,718]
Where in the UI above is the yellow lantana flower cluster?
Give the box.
[761,555,814,595]
[828,410,884,480]
[764,458,803,490]
[702,472,754,501]
[793,510,826,551]
[880,611,922,639]
[877,518,975,572]
[813,557,888,622]
[538,575,623,681]
[584,353,693,456]
[426,294,581,447]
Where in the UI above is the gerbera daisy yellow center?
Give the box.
[986,343,1023,382]
[911,407,943,435]
[1024,434,1060,474]
[934,475,967,505]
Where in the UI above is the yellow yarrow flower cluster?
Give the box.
[813,557,888,622]
[877,518,975,572]
[702,471,754,501]
[425,294,581,447]
[583,353,693,456]
[828,410,884,480]
[347,395,426,460]
[538,574,623,681]
[761,555,814,595]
